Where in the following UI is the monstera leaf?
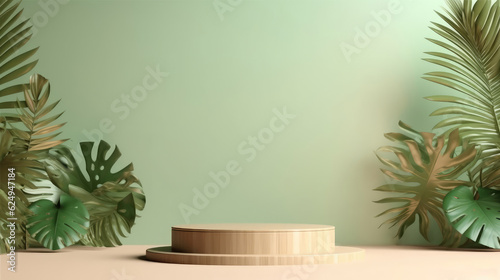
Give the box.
[0,0,39,122]
[443,186,500,249]
[424,0,500,159]
[27,193,89,250]
[375,122,478,245]
[44,141,145,246]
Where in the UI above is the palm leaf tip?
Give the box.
[10,74,66,152]
[0,0,39,123]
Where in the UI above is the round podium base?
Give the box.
[145,223,364,265]
[146,246,365,265]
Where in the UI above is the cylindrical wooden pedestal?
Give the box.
[146,224,364,265]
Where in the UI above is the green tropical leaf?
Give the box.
[465,153,500,190]
[0,127,45,253]
[0,0,38,114]
[44,141,145,247]
[0,74,64,252]
[0,2,65,252]
[424,0,500,159]
[22,179,62,204]
[375,122,478,245]
[67,185,138,247]
[9,74,67,152]
[443,186,500,248]
[27,193,89,250]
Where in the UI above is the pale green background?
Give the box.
[18,0,453,246]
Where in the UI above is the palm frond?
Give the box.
[10,74,67,152]
[424,0,500,159]
[0,0,38,119]
[0,128,43,252]
[67,184,139,247]
[467,152,500,189]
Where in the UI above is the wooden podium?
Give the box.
[146,224,364,265]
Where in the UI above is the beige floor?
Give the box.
[1,245,499,280]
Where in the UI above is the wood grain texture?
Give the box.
[146,224,364,265]
[172,224,335,255]
[146,246,365,265]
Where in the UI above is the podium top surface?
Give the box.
[172,223,335,232]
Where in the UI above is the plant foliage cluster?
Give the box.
[376,0,500,249]
[0,0,145,251]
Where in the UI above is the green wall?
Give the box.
[19,0,451,246]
